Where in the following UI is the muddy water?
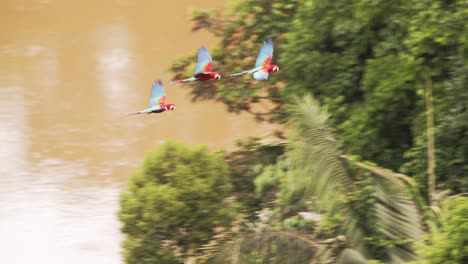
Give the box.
[0,1,274,263]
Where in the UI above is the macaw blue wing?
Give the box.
[149,79,166,107]
[253,69,269,80]
[255,39,274,68]
[194,46,213,74]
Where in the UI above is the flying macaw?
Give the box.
[127,79,176,115]
[170,46,221,84]
[229,39,279,80]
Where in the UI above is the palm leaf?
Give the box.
[340,157,423,262]
[287,95,366,252]
[205,231,355,264]
[286,95,423,263]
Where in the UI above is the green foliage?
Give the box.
[161,0,468,262]
[282,0,468,193]
[341,54,420,169]
[171,0,299,122]
[416,197,468,264]
[206,231,324,264]
[282,0,419,171]
[119,140,233,263]
[254,155,288,204]
[403,60,468,194]
[401,0,468,196]
[347,170,382,258]
[173,0,468,195]
[236,233,315,264]
[282,215,315,232]
[286,95,423,262]
[316,212,343,238]
[171,0,468,196]
[226,137,285,220]
[337,248,368,264]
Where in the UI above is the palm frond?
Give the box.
[374,176,422,263]
[286,95,366,252]
[205,231,354,264]
[340,157,423,262]
[286,95,423,263]
[287,95,354,211]
[337,248,368,264]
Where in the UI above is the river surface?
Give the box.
[0,1,274,263]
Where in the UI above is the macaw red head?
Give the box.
[165,104,176,110]
[212,72,221,80]
[271,64,280,72]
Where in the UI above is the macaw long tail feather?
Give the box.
[229,72,246,77]
[169,80,186,84]
[169,77,197,84]
[229,67,262,77]
[127,111,142,115]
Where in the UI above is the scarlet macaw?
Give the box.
[127,79,176,115]
[230,39,279,80]
[170,46,221,84]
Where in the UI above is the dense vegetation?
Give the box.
[119,141,233,263]
[120,0,468,263]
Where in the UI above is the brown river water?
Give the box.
[0,1,274,263]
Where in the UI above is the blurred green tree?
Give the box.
[399,0,468,203]
[225,137,285,220]
[204,96,424,263]
[282,0,468,194]
[118,140,234,263]
[172,0,468,196]
[286,95,423,262]
[416,196,468,264]
[171,0,299,122]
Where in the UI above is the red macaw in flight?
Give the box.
[127,79,176,115]
[230,39,279,80]
[170,46,221,84]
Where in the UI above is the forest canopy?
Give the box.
[119,0,468,263]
